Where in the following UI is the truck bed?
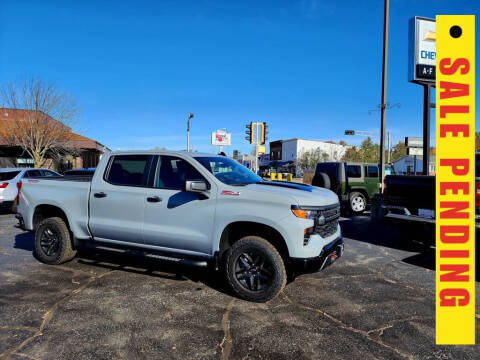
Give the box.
[19,176,92,239]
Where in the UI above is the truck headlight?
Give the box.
[291,205,318,239]
[291,205,319,219]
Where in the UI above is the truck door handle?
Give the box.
[147,196,162,203]
[94,192,107,198]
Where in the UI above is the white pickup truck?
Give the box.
[16,150,343,302]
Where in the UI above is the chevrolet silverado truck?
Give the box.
[16,151,343,302]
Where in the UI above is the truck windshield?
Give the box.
[195,157,262,185]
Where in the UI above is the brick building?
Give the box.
[0,108,108,171]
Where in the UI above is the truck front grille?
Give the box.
[312,204,340,238]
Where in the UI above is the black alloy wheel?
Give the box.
[225,236,286,302]
[234,250,274,292]
[34,217,77,265]
[39,226,61,257]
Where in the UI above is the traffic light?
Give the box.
[245,122,254,144]
[344,130,355,135]
[260,122,268,145]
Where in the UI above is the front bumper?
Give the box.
[290,236,344,274]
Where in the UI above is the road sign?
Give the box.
[345,130,355,135]
[407,147,423,156]
[211,130,231,146]
[405,136,423,147]
[409,17,436,83]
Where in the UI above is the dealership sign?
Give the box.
[409,17,436,83]
[211,129,231,146]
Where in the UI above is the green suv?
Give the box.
[312,162,394,214]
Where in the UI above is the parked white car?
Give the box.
[0,168,60,211]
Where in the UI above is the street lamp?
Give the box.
[187,112,194,152]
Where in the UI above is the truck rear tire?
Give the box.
[225,236,286,302]
[349,192,366,215]
[34,217,77,265]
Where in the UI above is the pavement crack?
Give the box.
[367,316,434,339]
[0,269,116,360]
[219,299,235,360]
[282,293,415,360]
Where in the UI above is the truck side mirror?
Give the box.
[185,180,208,193]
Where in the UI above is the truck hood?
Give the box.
[241,181,339,207]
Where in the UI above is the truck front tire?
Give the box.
[225,236,286,302]
[34,217,77,265]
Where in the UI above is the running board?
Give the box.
[83,242,210,268]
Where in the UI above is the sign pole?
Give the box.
[379,0,389,189]
[422,84,431,175]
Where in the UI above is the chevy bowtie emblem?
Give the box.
[424,31,436,42]
[317,215,326,226]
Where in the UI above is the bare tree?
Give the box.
[0,77,77,167]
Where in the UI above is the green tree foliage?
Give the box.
[296,148,330,170]
[390,141,407,162]
[342,146,362,162]
[359,137,379,163]
[342,137,383,163]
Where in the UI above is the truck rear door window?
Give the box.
[346,165,361,178]
[106,155,152,186]
[367,166,379,178]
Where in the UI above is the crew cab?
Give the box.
[16,150,343,302]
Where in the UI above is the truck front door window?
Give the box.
[155,156,204,189]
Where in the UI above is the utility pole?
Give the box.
[186,112,194,152]
[422,85,432,175]
[387,131,391,163]
[379,0,389,190]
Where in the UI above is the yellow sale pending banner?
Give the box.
[436,15,475,345]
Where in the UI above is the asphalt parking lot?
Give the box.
[1,213,479,360]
